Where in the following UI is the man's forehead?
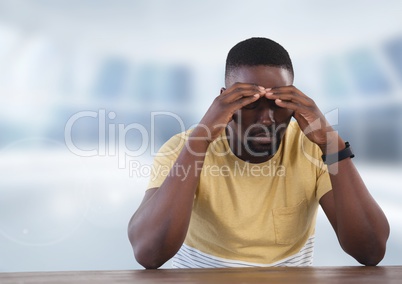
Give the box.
[226,65,293,88]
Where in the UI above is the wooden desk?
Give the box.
[1,266,401,284]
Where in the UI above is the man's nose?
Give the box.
[258,106,275,125]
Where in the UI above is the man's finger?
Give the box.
[223,83,265,99]
[223,88,265,103]
[232,93,261,109]
[266,92,313,107]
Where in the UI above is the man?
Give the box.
[128,37,389,269]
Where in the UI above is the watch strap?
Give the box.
[322,141,355,165]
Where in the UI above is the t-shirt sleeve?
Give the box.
[316,166,332,201]
[146,131,187,190]
[315,147,332,201]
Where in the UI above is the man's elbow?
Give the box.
[355,242,387,266]
[133,245,167,269]
[129,233,166,269]
[358,255,383,266]
[135,255,163,269]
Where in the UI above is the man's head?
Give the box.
[225,37,294,86]
[224,37,295,163]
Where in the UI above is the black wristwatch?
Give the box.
[322,141,355,165]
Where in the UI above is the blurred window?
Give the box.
[93,58,129,99]
[321,57,349,99]
[384,36,402,84]
[347,49,391,95]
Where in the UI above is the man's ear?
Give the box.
[220,87,226,94]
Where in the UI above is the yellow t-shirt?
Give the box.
[147,121,332,267]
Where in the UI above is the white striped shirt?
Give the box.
[172,236,315,268]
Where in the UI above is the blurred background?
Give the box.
[0,0,401,271]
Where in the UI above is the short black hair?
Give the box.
[225,37,294,81]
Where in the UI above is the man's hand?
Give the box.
[266,85,337,154]
[197,83,266,143]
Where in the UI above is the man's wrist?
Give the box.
[319,134,345,155]
[186,126,213,156]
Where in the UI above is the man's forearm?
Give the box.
[128,127,211,268]
[325,136,390,265]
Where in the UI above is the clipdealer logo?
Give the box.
[129,159,286,181]
[64,110,187,169]
[64,108,340,175]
